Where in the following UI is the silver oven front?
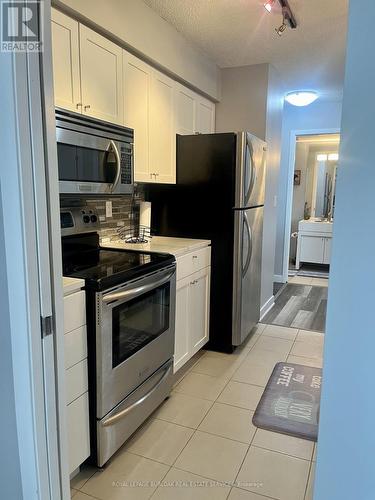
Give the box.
[95,264,176,420]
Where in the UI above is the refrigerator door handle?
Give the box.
[245,137,256,206]
[242,212,253,277]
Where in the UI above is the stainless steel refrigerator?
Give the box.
[146,132,267,352]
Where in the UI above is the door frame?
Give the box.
[0,1,70,498]
[281,128,340,283]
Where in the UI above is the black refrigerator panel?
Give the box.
[146,133,238,352]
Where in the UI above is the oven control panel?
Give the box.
[60,207,100,236]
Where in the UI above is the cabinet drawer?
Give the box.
[67,392,90,474]
[66,359,88,405]
[177,247,211,281]
[63,290,86,334]
[64,325,87,370]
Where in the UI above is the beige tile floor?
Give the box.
[71,322,323,500]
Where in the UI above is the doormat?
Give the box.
[253,363,322,441]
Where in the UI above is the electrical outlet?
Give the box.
[105,201,112,218]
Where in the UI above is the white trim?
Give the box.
[281,128,340,282]
[273,274,285,283]
[260,295,275,320]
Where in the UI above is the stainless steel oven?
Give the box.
[95,264,176,466]
[56,108,134,195]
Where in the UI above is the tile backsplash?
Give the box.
[61,190,144,243]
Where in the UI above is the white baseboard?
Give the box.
[260,295,275,321]
[274,274,286,283]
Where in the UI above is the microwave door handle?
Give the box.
[109,140,121,191]
[102,360,173,427]
[103,269,175,304]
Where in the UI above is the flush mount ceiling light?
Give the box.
[285,91,319,107]
[317,154,328,162]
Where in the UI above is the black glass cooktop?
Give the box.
[62,234,175,291]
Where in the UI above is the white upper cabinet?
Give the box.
[79,25,123,125]
[123,52,151,182]
[196,97,215,134]
[149,70,176,184]
[175,84,196,135]
[50,11,215,183]
[51,9,81,112]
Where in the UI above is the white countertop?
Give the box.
[101,236,211,257]
[63,276,85,295]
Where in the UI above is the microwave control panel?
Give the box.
[120,144,133,185]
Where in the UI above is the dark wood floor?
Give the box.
[263,284,327,333]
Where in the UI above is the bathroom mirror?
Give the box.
[309,154,338,219]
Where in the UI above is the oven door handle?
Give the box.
[102,360,173,427]
[103,269,175,304]
[109,140,121,192]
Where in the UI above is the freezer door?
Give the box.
[235,132,267,208]
[232,206,263,346]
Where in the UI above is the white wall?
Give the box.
[216,63,284,313]
[54,0,221,100]
[274,100,342,278]
[314,1,375,498]
[216,64,268,138]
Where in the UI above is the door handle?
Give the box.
[243,212,253,277]
[103,269,175,304]
[109,140,121,192]
[102,361,173,427]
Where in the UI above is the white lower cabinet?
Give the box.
[63,287,90,474]
[296,224,333,269]
[174,248,211,372]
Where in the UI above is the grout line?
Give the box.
[250,444,312,462]
[303,459,315,500]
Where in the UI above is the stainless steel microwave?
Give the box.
[56,108,134,195]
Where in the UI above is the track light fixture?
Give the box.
[275,13,287,36]
[263,0,297,34]
[264,0,275,13]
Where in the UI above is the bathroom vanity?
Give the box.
[296,218,333,269]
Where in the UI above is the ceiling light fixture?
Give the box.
[328,153,339,161]
[285,91,319,107]
[264,0,275,13]
[317,154,328,162]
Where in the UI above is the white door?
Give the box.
[149,70,176,183]
[300,235,325,264]
[174,277,191,372]
[196,97,215,134]
[323,237,332,265]
[123,52,152,182]
[175,84,196,135]
[189,267,210,354]
[79,25,123,124]
[51,9,81,112]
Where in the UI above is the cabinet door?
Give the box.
[149,70,176,183]
[196,97,215,134]
[67,393,90,474]
[300,235,325,264]
[189,267,211,355]
[174,277,191,372]
[79,25,123,124]
[175,84,196,135]
[323,237,332,265]
[123,52,152,182]
[51,9,81,112]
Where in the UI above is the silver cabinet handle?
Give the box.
[76,102,82,110]
[102,361,173,427]
[84,104,91,111]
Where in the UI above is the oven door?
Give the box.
[96,265,176,418]
[57,127,122,194]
